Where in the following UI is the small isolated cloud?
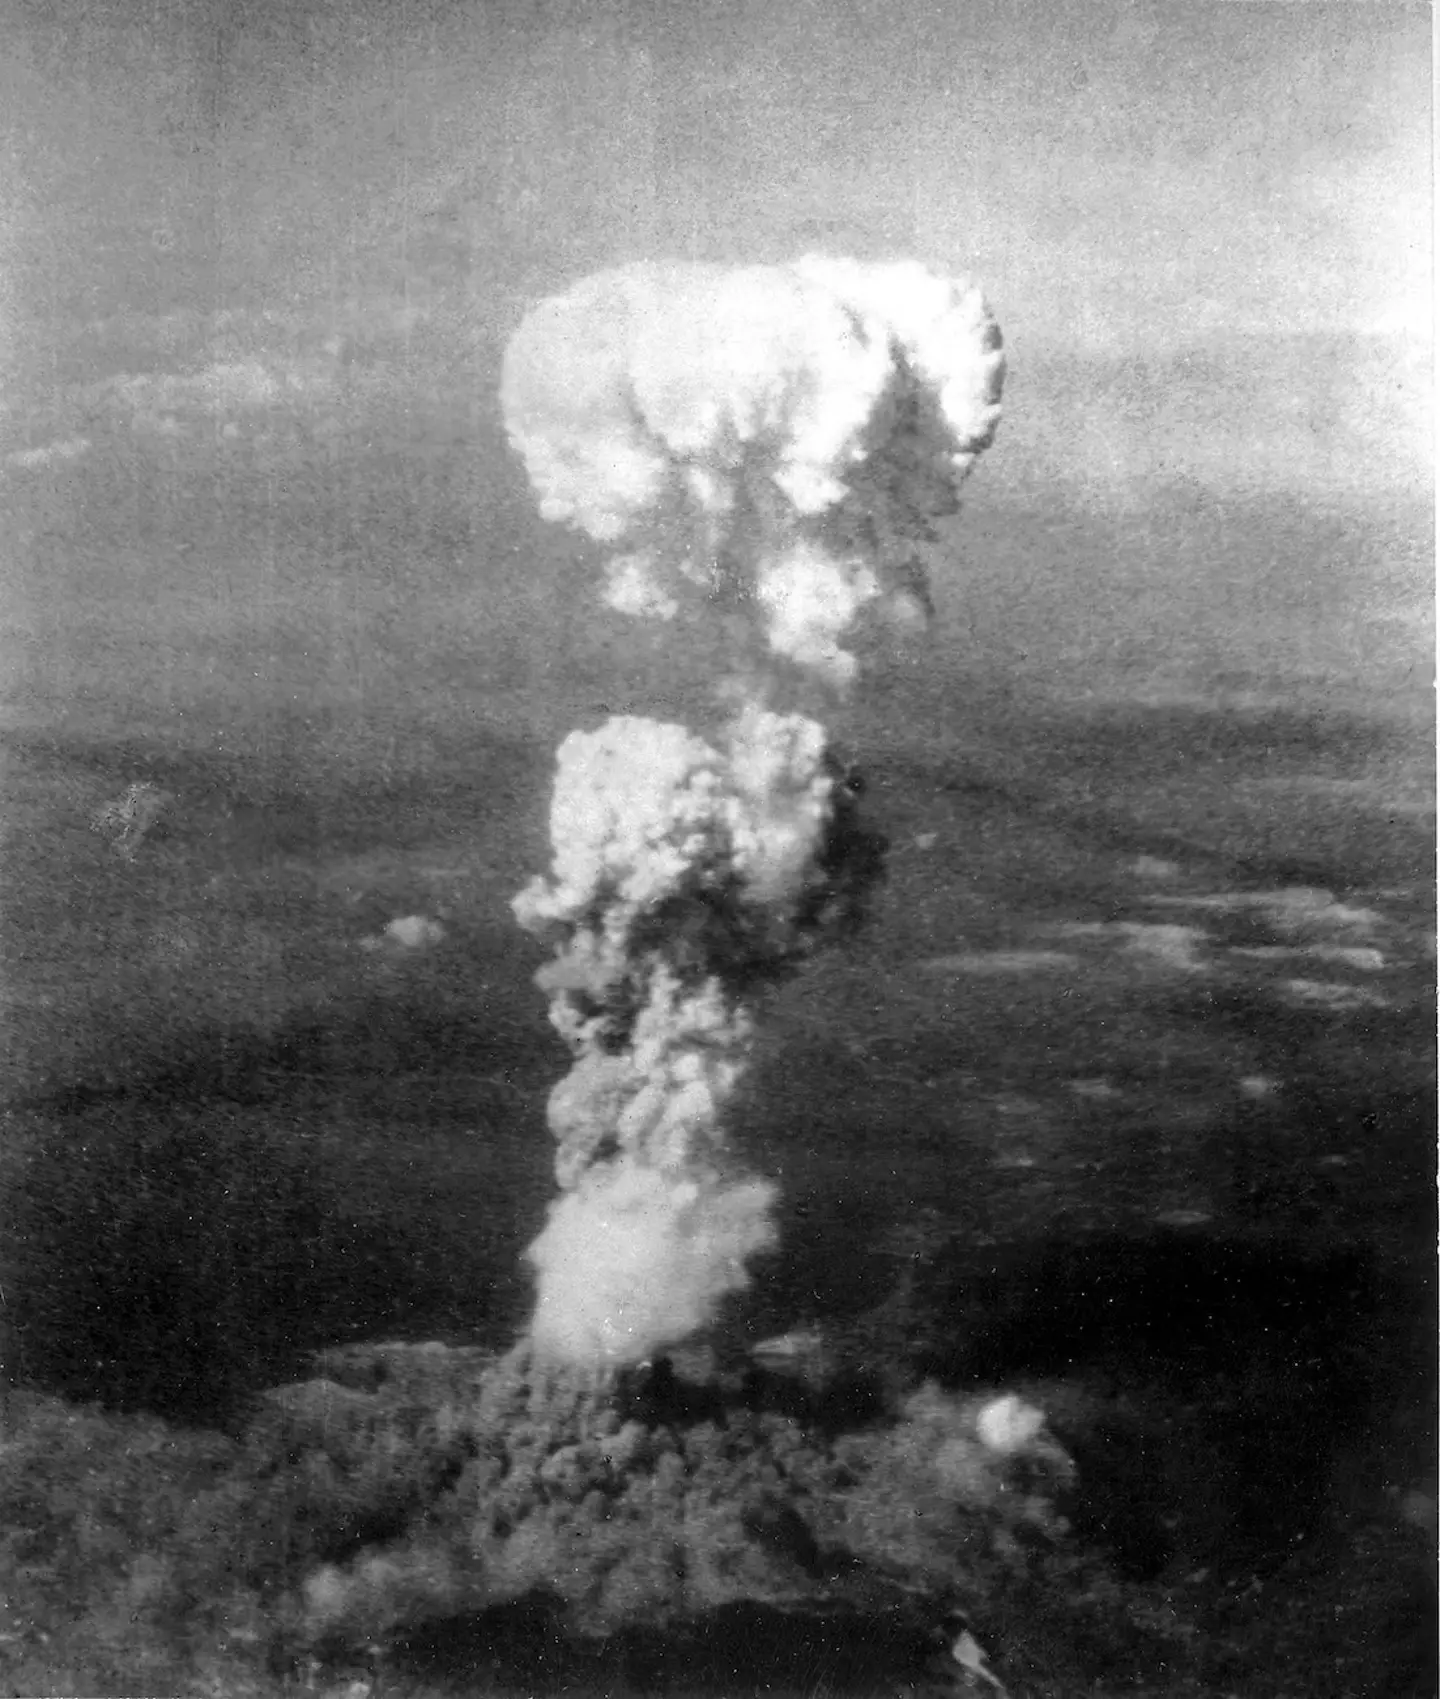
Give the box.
[358,915,448,954]
[19,292,464,464]
[100,355,330,440]
[49,324,362,450]
[6,435,90,469]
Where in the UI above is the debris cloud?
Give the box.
[503,254,1003,1371]
[501,255,1003,686]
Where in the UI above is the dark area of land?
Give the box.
[0,454,1433,1695]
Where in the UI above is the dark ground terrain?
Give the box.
[0,440,1433,1695]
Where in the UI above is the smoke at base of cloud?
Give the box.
[527,1166,778,1371]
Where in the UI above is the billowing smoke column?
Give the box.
[503,256,1004,1373]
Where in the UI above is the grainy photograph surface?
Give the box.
[0,2,1433,1695]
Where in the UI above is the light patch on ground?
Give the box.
[88,782,174,860]
[917,949,1080,976]
[6,436,90,469]
[1067,1078,1123,1101]
[1154,1208,1213,1228]
[1056,921,1211,973]
[1148,888,1384,937]
[1279,979,1390,1012]
[1131,855,1183,881]
[1231,944,1388,972]
[1114,922,1211,972]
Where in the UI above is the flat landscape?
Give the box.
[0,418,1433,1692]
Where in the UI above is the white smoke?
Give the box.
[755,541,880,689]
[501,254,1003,687]
[512,710,834,1371]
[503,256,1003,1371]
[527,1165,779,1370]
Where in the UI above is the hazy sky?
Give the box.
[0,0,1430,740]
[0,0,1430,495]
